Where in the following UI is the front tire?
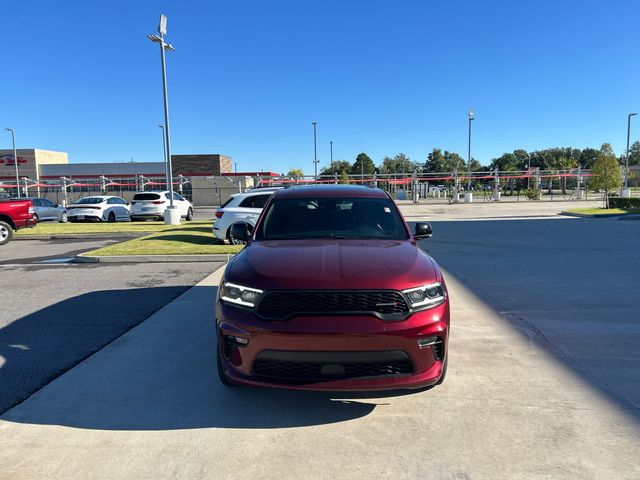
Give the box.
[59,212,68,223]
[0,221,13,246]
[186,207,193,221]
[227,227,247,245]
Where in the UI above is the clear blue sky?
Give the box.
[2,0,639,174]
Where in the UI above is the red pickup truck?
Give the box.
[0,199,37,245]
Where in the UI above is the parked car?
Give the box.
[216,185,449,391]
[130,191,193,221]
[67,196,131,222]
[13,197,67,223]
[212,188,282,244]
[0,198,37,245]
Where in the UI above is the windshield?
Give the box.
[256,196,408,240]
[74,197,105,205]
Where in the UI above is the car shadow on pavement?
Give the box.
[0,286,194,415]
[1,285,403,431]
[141,233,217,244]
[419,217,640,427]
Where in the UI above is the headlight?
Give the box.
[402,282,446,310]
[220,282,264,308]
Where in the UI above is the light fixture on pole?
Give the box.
[148,14,178,224]
[312,122,319,178]
[5,128,20,198]
[625,112,638,192]
[158,124,168,186]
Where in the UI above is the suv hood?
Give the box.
[226,239,440,291]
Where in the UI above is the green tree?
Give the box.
[350,153,376,176]
[379,153,417,174]
[423,149,465,173]
[490,152,518,171]
[591,143,623,208]
[338,170,350,184]
[287,168,304,178]
[578,148,598,168]
[320,160,351,177]
[423,149,447,173]
[626,140,640,166]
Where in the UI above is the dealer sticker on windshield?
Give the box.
[384,207,391,213]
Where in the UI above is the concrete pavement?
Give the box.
[398,198,602,221]
[0,251,223,413]
[1,257,638,479]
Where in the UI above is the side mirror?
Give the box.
[414,222,433,239]
[126,202,131,206]
[230,222,254,244]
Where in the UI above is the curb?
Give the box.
[15,233,145,241]
[75,253,236,263]
[559,212,626,218]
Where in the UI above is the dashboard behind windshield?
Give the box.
[255,196,409,240]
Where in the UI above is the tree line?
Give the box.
[286,141,640,177]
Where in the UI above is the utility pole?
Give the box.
[5,128,19,198]
[312,122,318,178]
[148,14,178,223]
[158,124,168,186]
[465,109,474,202]
[330,141,333,172]
[624,112,638,195]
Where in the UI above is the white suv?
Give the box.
[213,188,281,243]
[130,191,193,221]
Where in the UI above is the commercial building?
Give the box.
[0,149,68,184]
[0,150,279,206]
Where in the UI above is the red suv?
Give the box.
[215,185,449,390]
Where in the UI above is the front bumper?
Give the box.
[216,301,449,391]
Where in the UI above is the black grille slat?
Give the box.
[432,340,444,360]
[253,358,413,382]
[257,290,409,320]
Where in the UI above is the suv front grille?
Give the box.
[252,350,414,383]
[257,290,410,321]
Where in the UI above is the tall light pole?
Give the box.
[5,128,19,198]
[158,124,168,186]
[148,14,177,223]
[330,140,333,172]
[625,113,638,189]
[467,108,474,191]
[312,122,318,178]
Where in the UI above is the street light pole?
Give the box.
[148,14,177,222]
[467,109,474,191]
[5,128,19,198]
[625,113,638,189]
[312,122,318,178]
[158,124,168,186]
[330,141,333,172]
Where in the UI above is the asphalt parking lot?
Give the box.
[0,207,639,479]
[0,238,223,413]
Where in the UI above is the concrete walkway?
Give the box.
[398,198,602,221]
[1,264,638,479]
